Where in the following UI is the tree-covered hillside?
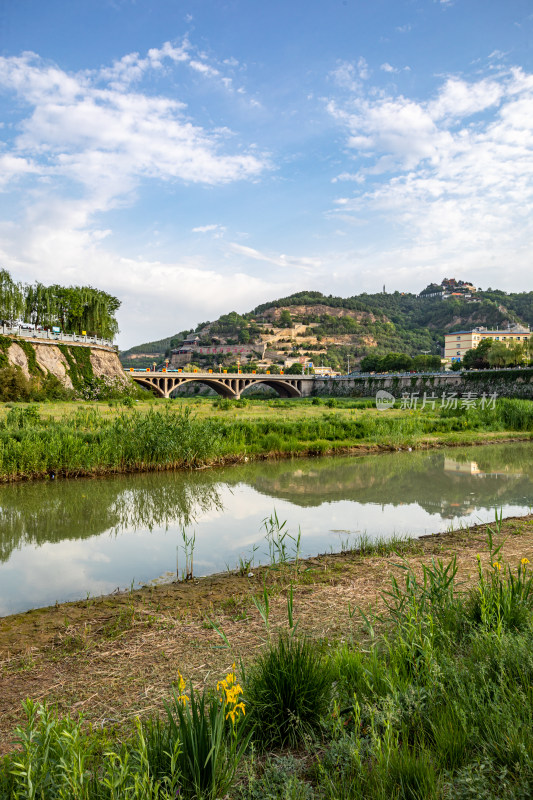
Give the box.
[121,284,531,371]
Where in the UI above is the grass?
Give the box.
[3,515,533,797]
[245,632,332,749]
[0,396,532,481]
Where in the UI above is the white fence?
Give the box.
[1,324,116,350]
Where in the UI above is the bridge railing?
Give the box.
[1,324,117,350]
[127,369,313,377]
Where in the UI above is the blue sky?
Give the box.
[1,0,532,347]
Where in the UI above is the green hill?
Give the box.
[120,284,532,372]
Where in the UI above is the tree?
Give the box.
[0,269,24,321]
[279,309,293,328]
[380,352,413,372]
[360,354,380,372]
[287,362,303,374]
[0,269,120,338]
[487,341,525,368]
[412,354,442,372]
[462,338,493,370]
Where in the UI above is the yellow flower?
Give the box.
[177,694,189,706]
[177,671,186,693]
[521,558,530,566]
[225,701,246,722]
[493,562,502,571]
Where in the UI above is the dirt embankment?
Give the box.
[1,514,532,753]
[260,304,381,323]
[4,338,126,388]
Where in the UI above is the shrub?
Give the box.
[246,633,332,749]
[238,755,315,800]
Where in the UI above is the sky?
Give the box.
[0,0,532,348]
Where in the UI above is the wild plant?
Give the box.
[286,582,297,632]
[5,699,184,799]
[178,528,196,581]
[7,699,96,800]
[237,544,259,576]
[263,511,291,565]
[239,755,315,800]
[245,632,332,749]
[366,553,460,685]
[206,615,232,648]
[160,668,252,800]
[466,512,533,633]
[262,512,302,575]
[251,578,271,636]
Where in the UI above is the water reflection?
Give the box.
[0,442,532,615]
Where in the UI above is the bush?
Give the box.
[246,633,332,749]
[238,755,315,800]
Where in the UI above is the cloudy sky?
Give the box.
[1,0,532,347]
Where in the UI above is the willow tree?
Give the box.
[0,270,25,321]
[0,269,121,339]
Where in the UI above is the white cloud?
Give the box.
[0,45,271,345]
[330,58,369,92]
[428,77,503,120]
[189,59,220,78]
[380,63,411,75]
[357,57,369,80]
[228,242,322,271]
[0,153,40,188]
[192,224,226,235]
[326,66,533,290]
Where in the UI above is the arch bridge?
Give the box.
[128,370,315,399]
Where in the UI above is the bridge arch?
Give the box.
[240,379,301,398]
[130,376,167,398]
[129,373,303,400]
[170,378,235,399]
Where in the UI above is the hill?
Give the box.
[120,284,532,372]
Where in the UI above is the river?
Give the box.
[1,441,532,616]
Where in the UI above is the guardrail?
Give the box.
[1,324,116,349]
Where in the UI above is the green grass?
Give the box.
[3,516,533,798]
[0,396,531,480]
[245,632,332,749]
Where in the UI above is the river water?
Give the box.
[1,442,532,616]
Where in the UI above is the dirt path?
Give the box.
[1,514,533,753]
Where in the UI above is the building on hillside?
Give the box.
[169,332,266,367]
[168,333,201,366]
[444,325,530,363]
[441,278,477,294]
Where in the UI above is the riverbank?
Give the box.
[1,512,533,756]
[0,396,532,481]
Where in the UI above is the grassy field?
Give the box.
[0,395,532,481]
[2,513,533,798]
